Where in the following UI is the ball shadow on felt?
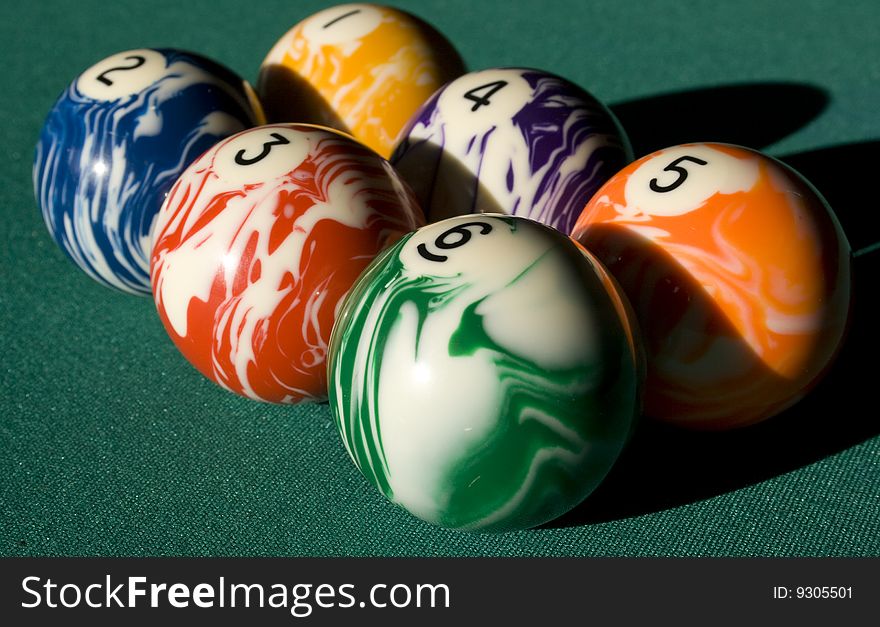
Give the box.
[610,82,829,157]
[781,140,880,253]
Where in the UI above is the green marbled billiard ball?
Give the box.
[328,214,642,532]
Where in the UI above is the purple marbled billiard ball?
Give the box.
[390,67,631,233]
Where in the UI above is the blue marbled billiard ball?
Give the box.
[33,48,264,294]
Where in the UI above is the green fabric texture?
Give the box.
[2,0,878,556]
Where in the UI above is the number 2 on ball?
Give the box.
[96,55,147,87]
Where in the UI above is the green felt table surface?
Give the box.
[2,0,878,557]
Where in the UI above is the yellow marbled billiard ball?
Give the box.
[257,3,465,158]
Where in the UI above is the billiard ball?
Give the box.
[257,3,465,159]
[328,214,642,531]
[390,67,631,234]
[150,123,424,404]
[571,143,852,429]
[34,48,264,294]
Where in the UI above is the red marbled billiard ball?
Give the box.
[150,123,423,403]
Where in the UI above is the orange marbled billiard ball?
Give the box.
[571,143,852,430]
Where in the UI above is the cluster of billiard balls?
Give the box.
[34,3,852,532]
